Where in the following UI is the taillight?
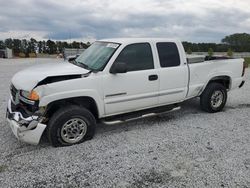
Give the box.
[242,62,246,76]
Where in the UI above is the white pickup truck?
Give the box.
[6,38,246,147]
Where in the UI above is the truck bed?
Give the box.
[187,58,244,98]
[187,55,231,64]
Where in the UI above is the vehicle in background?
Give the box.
[66,54,80,62]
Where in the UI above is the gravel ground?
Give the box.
[0,58,249,188]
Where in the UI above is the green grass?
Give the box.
[0,165,7,173]
[244,57,250,66]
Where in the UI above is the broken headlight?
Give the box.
[20,90,40,101]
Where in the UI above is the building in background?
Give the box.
[0,48,13,58]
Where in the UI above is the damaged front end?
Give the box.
[6,61,91,145]
[6,84,47,145]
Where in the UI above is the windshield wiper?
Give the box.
[79,62,91,70]
[71,60,90,70]
[71,59,99,73]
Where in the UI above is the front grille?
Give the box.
[10,84,18,101]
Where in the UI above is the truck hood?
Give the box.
[12,62,89,91]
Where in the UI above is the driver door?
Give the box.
[102,43,159,116]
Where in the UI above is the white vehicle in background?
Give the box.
[6,38,246,147]
[66,54,80,62]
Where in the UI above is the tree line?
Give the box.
[0,38,91,56]
[183,33,250,53]
[0,33,250,55]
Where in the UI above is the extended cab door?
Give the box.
[156,42,189,105]
[103,43,159,116]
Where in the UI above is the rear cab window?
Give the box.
[156,42,180,67]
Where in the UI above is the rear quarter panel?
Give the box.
[187,58,244,98]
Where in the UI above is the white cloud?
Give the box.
[0,30,47,41]
[0,0,249,42]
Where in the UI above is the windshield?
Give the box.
[75,41,120,71]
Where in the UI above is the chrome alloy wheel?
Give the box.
[60,118,87,144]
[210,90,224,109]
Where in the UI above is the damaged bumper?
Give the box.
[6,99,47,145]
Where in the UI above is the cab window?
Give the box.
[156,42,180,67]
[114,43,154,72]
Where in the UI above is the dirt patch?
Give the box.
[130,169,178,187]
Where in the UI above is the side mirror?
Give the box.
[110,62,127,74]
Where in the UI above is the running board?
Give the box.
[102,106,181,125]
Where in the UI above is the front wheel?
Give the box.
[47,105,96,147]
[200,83,227,113]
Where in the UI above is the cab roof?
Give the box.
[98,38,180,44]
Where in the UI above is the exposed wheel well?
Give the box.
[208,76,231,90]
[44,97,99,121]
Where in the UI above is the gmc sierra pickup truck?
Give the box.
[6,38,246,147]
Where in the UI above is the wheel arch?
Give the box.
[200,75,232,95]
[44,96,100,120]
[208,75,231,89]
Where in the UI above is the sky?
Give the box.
[0,0,249,43]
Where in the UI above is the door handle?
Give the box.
[148,75,158,81]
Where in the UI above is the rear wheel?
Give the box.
[200,83,227,113]
[47,105,96,147]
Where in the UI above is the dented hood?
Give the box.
[12,62,89,91]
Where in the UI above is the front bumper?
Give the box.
[6,99,47,145]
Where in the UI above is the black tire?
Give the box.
[47,105,96,147]
[200,83,227,113]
